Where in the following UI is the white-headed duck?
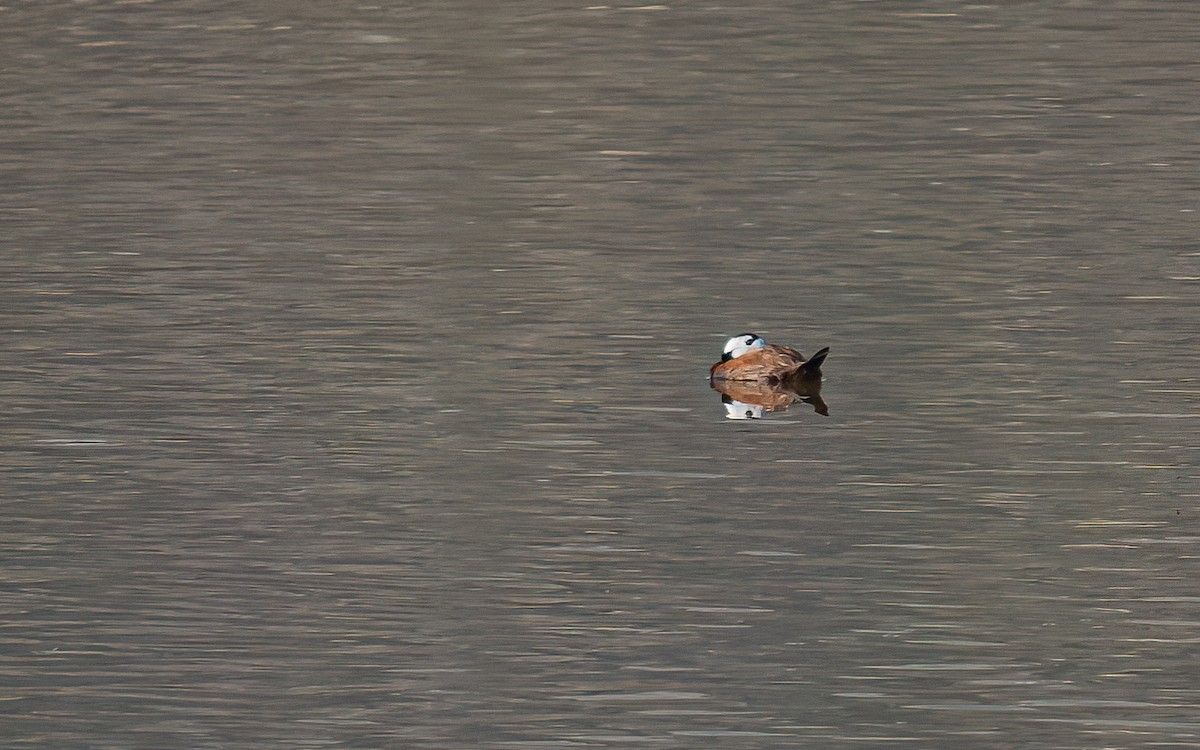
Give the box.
[709,333,829,384]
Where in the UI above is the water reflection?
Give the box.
[712,372,829,419]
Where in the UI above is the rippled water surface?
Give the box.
[4,2,1200,747]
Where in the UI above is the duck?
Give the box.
[709,333,829,384]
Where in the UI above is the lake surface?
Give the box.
[3,2,1199,747]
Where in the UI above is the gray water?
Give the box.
[3,2,1199,748]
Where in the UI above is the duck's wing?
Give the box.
[767,344,807,364]
[710,345,807,381]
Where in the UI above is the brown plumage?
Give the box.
[709,335,829,384]
[710,376,829,417]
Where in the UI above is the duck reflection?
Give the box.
[712,373,829,419]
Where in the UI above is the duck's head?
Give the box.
[721,332,766,362]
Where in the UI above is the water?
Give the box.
[3,2,1199,747]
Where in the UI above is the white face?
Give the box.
[723,398,764,420]
[722,333,766,361]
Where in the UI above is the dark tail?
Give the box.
[799,346,829,374]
